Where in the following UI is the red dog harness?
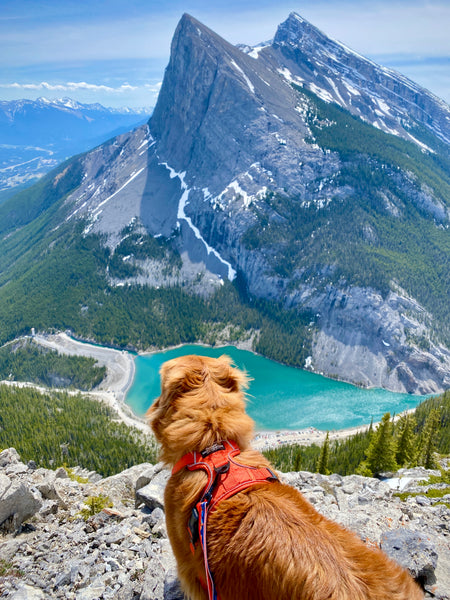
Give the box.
[172,440,278,600]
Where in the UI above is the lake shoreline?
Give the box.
[21,333,426,451]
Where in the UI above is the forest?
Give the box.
[0,338,106,390]
[0,217,314,368]
[0,385,157,476]
[242,86,450,345]
[263,390,450,477]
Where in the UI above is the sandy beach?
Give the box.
[252,424,371,451]
[2,333,405,450]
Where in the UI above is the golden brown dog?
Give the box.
[147,354,423,600]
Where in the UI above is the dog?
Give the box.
[147,354,423,600]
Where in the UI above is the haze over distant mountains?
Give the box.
[0,98,150,200]
[1,12,449,395]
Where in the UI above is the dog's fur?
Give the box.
[147,354,423,600]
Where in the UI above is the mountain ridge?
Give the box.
[258,12,450,149]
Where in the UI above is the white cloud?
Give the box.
[2,81,161,94]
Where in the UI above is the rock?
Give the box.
[139,561,166,600]
[97,463,156,508]
[0,447,21,467]
[0,475,43,531]
[135,469,170,511]
[39,499,58,517]
[1,448,449,600]
[54,466,69,479]
[54,568,72,589]
[164,567,185,600]
[381,529,438,586]
[6,462,29,476]
[143,507,165,528]
[75,583,107,600]
[8,584,45,599]
[416,495,432,506]
[136,466,156,492]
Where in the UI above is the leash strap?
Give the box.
[199,500,218,600]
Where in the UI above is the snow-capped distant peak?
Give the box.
[240,41,272,59]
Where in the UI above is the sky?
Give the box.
[1,0,449,109]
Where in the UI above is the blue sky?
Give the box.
[1,0,449,109]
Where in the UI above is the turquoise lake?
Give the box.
[125,345,430,431]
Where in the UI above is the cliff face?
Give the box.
[1,448,449,599]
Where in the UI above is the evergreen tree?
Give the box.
[395,413,418,467]
[293,448,302,472]
[363,413,398,476]
[418,408,441,469]
[316,432,330,475]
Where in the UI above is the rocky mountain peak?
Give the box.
[150,10,271,173]
[267,12,450,147]
[2,12,449,397]
[273,11,323,49]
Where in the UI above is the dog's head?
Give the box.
[147,354,255,465]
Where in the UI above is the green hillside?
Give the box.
[0,193,313,365]
[0,339,106,390]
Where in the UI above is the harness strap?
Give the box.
[172,440,278,600]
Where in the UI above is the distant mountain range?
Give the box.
[0,97,150,200]
[0,13,449,395]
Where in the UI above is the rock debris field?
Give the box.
[0,448,449,599]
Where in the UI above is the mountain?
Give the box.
[257,13,450,148]
[0,98,151,199]
[0,13,449,395]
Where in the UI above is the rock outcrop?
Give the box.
[1,448,449,599]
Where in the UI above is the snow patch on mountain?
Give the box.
[161,163,237,281]
[230,60,255,94]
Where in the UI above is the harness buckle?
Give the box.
[203,462,230,503]
[188,505,199,550]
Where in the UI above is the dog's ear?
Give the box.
[146,356,200,438]
[209,354,249,396]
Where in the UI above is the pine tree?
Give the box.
[363,413,398,476]
[418,409,441,469]
[395,413,418,467]
[316,432,330,475]
[293,448,302,472]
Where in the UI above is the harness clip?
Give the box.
[188,506,199,549]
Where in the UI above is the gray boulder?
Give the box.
[8,584,45,600]
[135,469,170,511]
[0,474,42,531]
[0,447,21,467]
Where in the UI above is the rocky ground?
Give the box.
[1,447,449,599]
